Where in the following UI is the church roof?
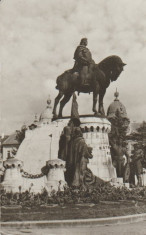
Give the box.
[107,90,128,119]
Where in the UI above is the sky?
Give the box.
[0,0,146,134]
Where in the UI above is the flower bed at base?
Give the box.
[1,185,146,222]
[1,184,146,207]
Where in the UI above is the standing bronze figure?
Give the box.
[52,39,126,118]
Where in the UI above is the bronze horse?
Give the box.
[52,55,126,118]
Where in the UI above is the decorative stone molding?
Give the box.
[21,169,44,179]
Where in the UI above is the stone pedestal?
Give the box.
[45,159,67,194]
[80,116,117,181]
[2,158,24,193]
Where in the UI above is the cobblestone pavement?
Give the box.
[1,220,146,235]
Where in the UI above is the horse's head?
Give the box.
[110,56,126,82]
[99,55,126,82]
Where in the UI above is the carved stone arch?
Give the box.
[105,127,108,133]
[90,126,94,132]
[102,126,105,132]
[81,127,85,133]
[96,126,100,132]
[85,126,89,132]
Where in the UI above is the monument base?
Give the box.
[52,116,117,182]
[13,115,119,191]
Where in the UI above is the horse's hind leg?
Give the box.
[98,89,106,115]
[58,93,72,118]
[52,91,63,118]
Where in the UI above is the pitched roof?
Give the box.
[0,135,9,144]
[2,133,20,146]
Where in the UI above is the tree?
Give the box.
[108,110,130,180]
[16,126,27,144]
[127,121,146,168]
[108,109,130,145]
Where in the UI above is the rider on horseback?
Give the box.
[72,38,95,86]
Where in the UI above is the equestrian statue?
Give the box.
[52,38,126,118]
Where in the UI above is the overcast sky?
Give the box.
[0,0,146,134]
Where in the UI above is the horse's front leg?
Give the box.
[92,89,99,115]
[58,93,72,118]
[52,91,63,118]
[98,89,106,115]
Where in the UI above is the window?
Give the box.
[7,151,10,158]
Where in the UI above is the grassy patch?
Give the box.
[1,201,146,222]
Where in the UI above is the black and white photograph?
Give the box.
[0,0,146,234]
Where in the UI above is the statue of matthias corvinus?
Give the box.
[52,38,126,118]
